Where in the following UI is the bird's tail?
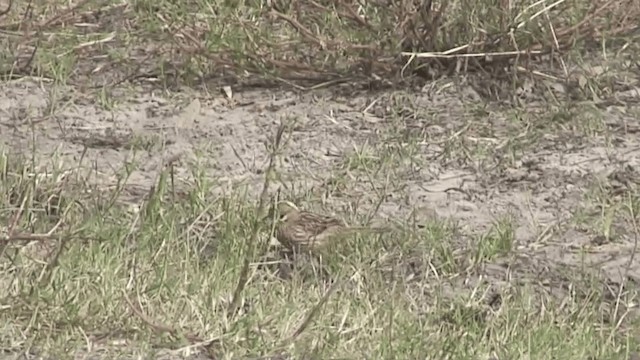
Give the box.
[342,225,392,236]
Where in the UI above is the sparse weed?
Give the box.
[0,0,639,358]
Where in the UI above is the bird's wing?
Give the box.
[298,212,345,236]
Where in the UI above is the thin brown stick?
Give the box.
[39,0,94,28]
[122,290,222,346]
[0,0,11,17]
[269,9,327,49]
[122,291,180,334]
[7,194,27,238]
[1,233,57,242]
[227,123,287,318]
[288,279,342,341]
[1,214,66,243]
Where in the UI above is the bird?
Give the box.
[270,201,389,253]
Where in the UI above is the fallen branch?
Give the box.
[1,215,66,243]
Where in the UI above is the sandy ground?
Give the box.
[1,76,639,359]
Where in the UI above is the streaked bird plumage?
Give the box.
[272,201,387,253]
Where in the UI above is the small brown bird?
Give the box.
[271,201,388,253]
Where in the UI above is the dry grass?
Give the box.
[1,0,640,359]
[1,0,638,90]
[0,126,639,359]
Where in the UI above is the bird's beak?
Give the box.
[262,203,280,224]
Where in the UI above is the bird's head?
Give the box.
[264,199,299,225]
[276,201,298,219]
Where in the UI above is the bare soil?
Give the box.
[1,75,640,358]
